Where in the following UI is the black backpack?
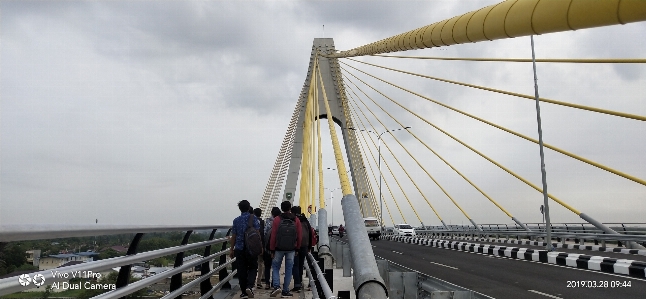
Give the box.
[275,214,297,251]
[244,215,263,256]
[298,215,311,248]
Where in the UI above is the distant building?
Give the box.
[112,266,148,279]
[109,246,128,253]
[76,251,99,261]
[26,250,41,267]
[38,253,97,271]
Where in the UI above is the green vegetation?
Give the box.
[0,230,226,277]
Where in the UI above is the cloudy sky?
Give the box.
[2,0,644,229]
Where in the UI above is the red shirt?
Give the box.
[269,212,302,251]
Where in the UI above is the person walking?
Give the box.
[229,200,260,298]
[269,201,302,298]
[262,207,281,289]
[290,206,317,293]
[253,208,265,289]
[338,224,345,238]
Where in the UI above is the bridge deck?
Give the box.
[215,265,354,299]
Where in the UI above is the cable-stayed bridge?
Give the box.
[2,1,646,299]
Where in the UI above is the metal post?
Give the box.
[170,230,193,298]
[579,213,645,249]
[377,137,383,229]
[310,214,318,231]
[341,194,388,298]
[348,127,408,230]
[468,219,483,232]
[325,269,334,293]
[336,240,343,269]
[530,35,552,251]
[304,261,320,299]
[219,228,233,289]
[200,229,218,298]
[307,253,336,299]
[318,209,334,269]
[116,233,144,296]
[342,244,351,277]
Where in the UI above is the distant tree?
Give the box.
[2,243,27,267]
[16,263,38,271]
[0,243,27,275]
[148,257,169,267]
[137,237,175,252]
[98,249,124,260]
[43,285,53,299]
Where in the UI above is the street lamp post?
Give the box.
[326,167,352,226]
[348,126,411,230]
[324,186,340,225]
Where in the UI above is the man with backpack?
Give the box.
[290,206,317,293]
[269,201,302,298]
[229,200,261,298]
[262,207,281,289]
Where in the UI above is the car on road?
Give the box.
[393,223,416,236]
[364,217,381,240]
[330,225,339,236]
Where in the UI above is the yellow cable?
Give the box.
[317,80,325,210]
[348,103,396,226]
[342,66,582,215]
[330,0,646,58]
[298,65,315,208]
[316,58,353,196]
[340,63,646,188]
[341,88,381,218]
[345,58,646,122]
[345,73,520,219]
[310,73,316,213]
[350,105,404,224]
[345,85,446,222]
[345,92,419,224]
[371,55,646,64]
[343,77,475,220]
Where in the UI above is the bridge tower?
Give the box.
[275,38,377,219]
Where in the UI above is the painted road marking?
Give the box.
[441,245,646,282]
[392,250,403,255]
[429,261,458,270]
[467,250,646,282]
[528,290,562,299]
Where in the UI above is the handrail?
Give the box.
[200,270,237,299]
[307,253,334,299]
[92,251,232,299]
[159,259,234,299]
[0,237,229,296]
[401,231,646,243]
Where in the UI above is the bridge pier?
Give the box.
[341,194,388,299]
[317,209,334,269]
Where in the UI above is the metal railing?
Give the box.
[0,225,234,299]
[392,223,646,248]
[303,258,320,299]
[307,253,335,299]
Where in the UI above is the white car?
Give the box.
[394,224,416,236]
[330,226,339,236]
[364,217,381,240]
